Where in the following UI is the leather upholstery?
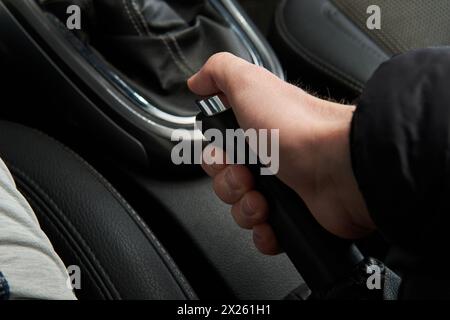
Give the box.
[0,121,196,300]
[332,0,450,55]
[274,0,389,92]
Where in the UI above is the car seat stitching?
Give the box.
[63,146,196,299]
[3,122,196,299]
[275,0,364,92]
[20,192,109,300]
[6,164,122,300]
[331,2,406,54]
[327,7,387,61]
[54,138,196,298]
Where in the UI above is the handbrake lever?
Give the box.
[196,96,364,294]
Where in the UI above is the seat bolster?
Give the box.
[0,121,196,300]
[275,0,389,91]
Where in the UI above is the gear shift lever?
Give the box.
[196,96,364,293]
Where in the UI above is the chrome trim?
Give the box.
[209,0,263,68]
[197,96,227,116]
[81,42,197,126]
[218,0,285,78]
[22,0,284,140]
[76,0,272,129]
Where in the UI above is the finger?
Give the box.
[213,165,254,204]
[201,146,229,178]
[188,52,288,132]
[187,52,251,97]
[253,224,282,256]
[230,191,269,229]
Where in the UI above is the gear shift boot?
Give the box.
[41,0,260,116]
[18,0,284,162]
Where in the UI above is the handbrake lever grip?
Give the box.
[196,96,364,293]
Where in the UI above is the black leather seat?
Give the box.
[0,121,196,300]
[274,0,450,93]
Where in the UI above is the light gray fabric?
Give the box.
[0,158,76,300]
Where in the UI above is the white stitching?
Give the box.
[130,0,193,77]
[275,0,364,91]
[169,34,196,75]
[9,165,121,299]
[7,122,196,299]
[23,194,109,299]
[131,0,153,37]
[71,153,197,299]
[123,0,142,36]
[162,39,194,77]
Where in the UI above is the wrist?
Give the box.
[314,100,376,238]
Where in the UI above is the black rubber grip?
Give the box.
[197,108,364,292]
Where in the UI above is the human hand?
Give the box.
[188,53,375,255]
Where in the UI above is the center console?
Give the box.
[5,0,284,166]
[0,0,302,299]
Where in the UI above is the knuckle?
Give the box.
[227,64,259,95]
[231,203,252,229]
[209,51,234,62]
[206,52,234,70]
[204,53,263,95]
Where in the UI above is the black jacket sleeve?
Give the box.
[350,48,450,298]
[351,48,450,255]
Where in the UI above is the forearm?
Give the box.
[350,48,450,254]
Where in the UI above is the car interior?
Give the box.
[0,0,448,300]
